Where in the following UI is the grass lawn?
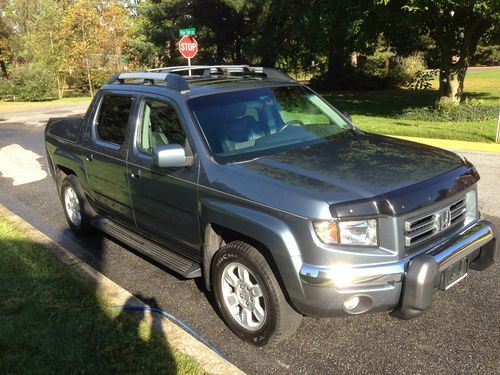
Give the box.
[1,70,498,142]
[0,96,91,112]
[0,216,204,374]
[323,70,500,143]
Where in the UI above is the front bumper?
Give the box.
[296,219,497,318]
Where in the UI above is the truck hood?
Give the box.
[204,133,478,218]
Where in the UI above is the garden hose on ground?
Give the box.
[114,305,226,359]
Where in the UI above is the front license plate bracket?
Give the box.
[440,257,468,290]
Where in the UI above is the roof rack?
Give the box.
[107,65,295,92]
[149,65,295,83]
[107,72,190,92]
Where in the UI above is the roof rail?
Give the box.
[108,72,190,92]
[106,65,295,92]
[148,65,295,83]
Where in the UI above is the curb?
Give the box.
[391,136,500,153]
[0,203,244,375]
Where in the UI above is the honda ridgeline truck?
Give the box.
[44,66,498,345]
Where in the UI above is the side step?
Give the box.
[91,217,201,278]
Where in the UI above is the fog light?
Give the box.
[343,296,360,311]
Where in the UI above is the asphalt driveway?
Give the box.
[0,105,498,374]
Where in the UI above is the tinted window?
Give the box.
[138,99,186,154]
[95,95,133,145]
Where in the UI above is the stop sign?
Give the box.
[178,36,198,59]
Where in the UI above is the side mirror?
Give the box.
[153,144,193,168]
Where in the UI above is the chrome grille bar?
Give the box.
[404,198,467,247]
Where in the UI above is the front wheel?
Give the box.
[211,241,302,345]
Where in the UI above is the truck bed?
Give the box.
[45,116,84,143]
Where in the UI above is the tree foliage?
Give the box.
[60,0,133,96]
[0,0,14,77]
[1,0,134,98]
[0,0,498,101]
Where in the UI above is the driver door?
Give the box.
[127,96,200,260]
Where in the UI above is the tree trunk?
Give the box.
[85,59,94,97]
[327,25,349,88]
[432,14,486,105]
[168,38,176,65]
[439,62,467,105]
[0,60,8,78]
[56,73,66,99]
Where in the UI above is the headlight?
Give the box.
[314,219,378,246]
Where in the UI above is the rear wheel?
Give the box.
[211,241,302,345]
[60,175,93,234]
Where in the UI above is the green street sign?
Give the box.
[179,27,196,37]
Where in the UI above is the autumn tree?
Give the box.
[23,0,66,97]
[0,0,12,77]
[60,0,132,96]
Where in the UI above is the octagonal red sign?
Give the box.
[178,36,198,59]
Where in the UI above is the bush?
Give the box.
[471,45,500,66]
[0,65,58,102]
[310,68,393,90]
[407,69,438,90]
[0,78,13,99]
[399,100,498,122]
[360,49,395,78]
[389,54,429,87]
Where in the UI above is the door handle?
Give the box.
[130,170,141,179]
[86,153,93,162]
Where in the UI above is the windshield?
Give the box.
[188,85,353,162]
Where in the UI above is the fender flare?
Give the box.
[200,199,304,296]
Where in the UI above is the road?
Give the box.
[0,103,499,374]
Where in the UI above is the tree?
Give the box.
[23,0,66,97]
[387,0,500,104]
[136,0,254,66]
[135,0,191,66]
[315,0,373,85]
[0,0,13,77]
[60,0,132,96]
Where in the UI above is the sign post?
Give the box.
[178,33,198,76]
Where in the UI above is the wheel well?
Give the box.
[203,223,290,302]
[56,165,76,177]
[53,165,76,194]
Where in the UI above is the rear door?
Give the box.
[127,95,200,260]
[83,92,136,226]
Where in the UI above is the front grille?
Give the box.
[404,198,467,247]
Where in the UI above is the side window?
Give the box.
[95,95,133,146]
[138,99,186,154]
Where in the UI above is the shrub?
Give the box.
[0,78,13,100]
[389,54,429,87]
[1,65,58,101]
[471,45,500,66]
[407,69,438,90]
[360,49,395,78]
[399,101,498,122]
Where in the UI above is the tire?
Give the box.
[60,174,93,235]
[211,241,302,346]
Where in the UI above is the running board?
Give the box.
[91,217,201,278]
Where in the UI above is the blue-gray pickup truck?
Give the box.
[44,65,497,345]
